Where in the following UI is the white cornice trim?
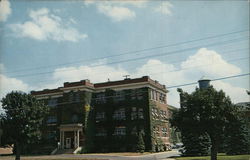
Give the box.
[34,92,63,99]
[60,86,94,92]
[95,82,167,93]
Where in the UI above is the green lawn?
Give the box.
[176,154,250,160]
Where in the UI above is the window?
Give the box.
[113,108,126,120]
[47,116,57,124]
[156,91,159,101]
[47,131,56,139]
[131,107,137,120]
[151,90,154,100]
[152,108,159,120]
[131,107,144,120]
[137,92,143,100]
[114,91,125,102]
[96,112,105,121]
[48,99,57,107]
[96,93,106,104]
[159,93,166,104]
[113,126,126,135]
[153,108,159,116]
[96,128,107,136]
[162,127,168,137]
[138,108,144,119]
[160,110,164,117]
[152,90,156,100]
[69,92,74,102]
[154,126,160,136]
[131,90,136,100]
[131,89,143,100]
[163,111,167,119]
[75,93,80,102]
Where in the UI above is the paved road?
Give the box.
[59,149,180,160]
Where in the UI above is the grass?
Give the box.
[0,156,106,160]
[175,154,250,160]
[82,152,151,156]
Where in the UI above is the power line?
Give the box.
[167,73,250,89]
[8,36,249,78]
[1,29,248,74]
[23,47,249,84]
[145,56,249,77]
[1,72,249,112]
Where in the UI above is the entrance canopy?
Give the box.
[59,123,83,131]
[59,123,83,149]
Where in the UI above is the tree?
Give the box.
[136,131,145,153]
[171,87,237,160]
[225,107,250,155]
[0,91,49,160]
[180,131,211,156]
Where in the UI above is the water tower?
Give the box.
[198,76,211,89]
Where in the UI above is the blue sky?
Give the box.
[0,0,249,108]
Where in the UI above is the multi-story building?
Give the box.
[31,76,171,153]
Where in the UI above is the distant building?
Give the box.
[31,76,172,153]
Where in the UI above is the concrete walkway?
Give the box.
[0,149,180,160]
[59,149,181,160]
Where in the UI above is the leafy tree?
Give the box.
[171,87,237,160]
[0,91,49,160]
[180,131,211,156]
[136,131,145,153]
[225,107,250,155]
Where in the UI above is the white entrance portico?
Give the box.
[59,124,82,149]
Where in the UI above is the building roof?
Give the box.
[31,88,62,96]
[94,76,167,91]
[31,76,168,96]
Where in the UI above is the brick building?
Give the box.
[31,76,172,153]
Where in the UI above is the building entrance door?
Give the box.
[66,138,71,149]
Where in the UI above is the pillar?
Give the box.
[77,130,80,148]
[62,131,64,149]
[59,131,62,149]
[74,131,77,148]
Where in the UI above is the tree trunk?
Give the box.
[210,139,218,160]
[15,142,21,160]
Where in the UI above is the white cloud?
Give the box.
[97,3,136,22]
[0,74,29,98]
[53,65,129,83]
[154,1,172,16]
[0,0,11,22]
[10,8,87,42]
[211,80,249,103]
[181,48,241,77]
[0,64,29,100]
[85,1,148,22]
[20,48,248,108]
[114,0,147,8]
[0,74,30,112]
[85,0,147,8]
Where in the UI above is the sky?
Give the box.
[0,0,249,110]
